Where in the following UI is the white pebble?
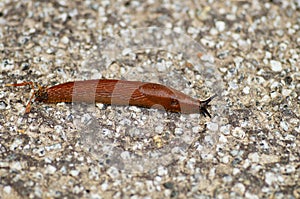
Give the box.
[61,36,69,44]
[260,140,269,149]
[232,168,240,175]
[282,88,292,96]
[219,134,227,143]
[4,186,11,194]
[243,86,250,94]
[200,54,215,63]
[122,48,132,56]
[221,155,230,164]
[232,183,246,194]
[215,21,226,32]
[229,81,239,90]
[220,124,231,135]
[192,126,200,133]
[174,128,183,135]
[232,127,245,139]
[233,56,244,67]
[265,51,272,59]
[156,62,166,72]
[280,121,289,131]
[204,135,214,145]
[219,67,227,73]
[106,166,119,179]
[265,172,276,185]
[270,60,282,72]
[209,28,218,35]
[201,153,213,160]
[70,169,80,177]
[270,92,279,99]
[90,193,102,199]
[200,38,215,48]
[45,165,57,174]
[1,59,14,71]
[245,192,259,199]
[155,125,164,133]
[101,182,109,191]
[157,166,168,176]
[207,122,219,131]
[261,95,270,103]
[248,152,259,162]
[232,33,240,40]
[11,162,23,170]
[120,151,130,159]
[283,165,295,173]
[243,159,251,169]
[128,106,141,112]
[10,138,23,150]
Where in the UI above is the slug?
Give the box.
[7,79,216,117]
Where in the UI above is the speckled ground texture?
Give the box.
[0,0,299,198]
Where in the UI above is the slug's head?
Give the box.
[199,94,217,118]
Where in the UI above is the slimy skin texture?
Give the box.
[9,79,216,117]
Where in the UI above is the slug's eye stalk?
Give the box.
[199,94,217,118]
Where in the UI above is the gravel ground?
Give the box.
[0,0,299,198]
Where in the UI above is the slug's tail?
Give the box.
[199,94,217,118]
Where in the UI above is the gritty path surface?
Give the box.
[0,1,299,198]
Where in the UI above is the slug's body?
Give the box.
[8,79,216,117]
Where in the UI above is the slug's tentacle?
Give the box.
[199,94,217,118]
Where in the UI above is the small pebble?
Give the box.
[200,38,215,48]
[270,91,279,99]
[232,168,240,175]
[232,183,246,195]
[157,62,167,72]
[220,125,231,135]
[207,122,218,131]
[200,54,215,63]
[101,182,109,191]
[70,169,80,177]
[215,21,226,32]
[219,134,227,143]
[229,81,239,90]
[106,167,119,179]
[10,138,23,150]
[4,186,12,194]
[261,95,271,103]
[157,166,168,176]
[174,128,183,135]
[265,172,276,185]
[248,152,259,163]
[122,48,132,56]
[245,192,259,199]
[270,60,282,72]
[45,165,57,174]
[280,121,289,131]
[0,101,7,109]
[243,86,250,94]
[282,88,292,96]
[232,127,245,139]
[11,162,23,170]
[221,155,230,164]
[61,36,69,44]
